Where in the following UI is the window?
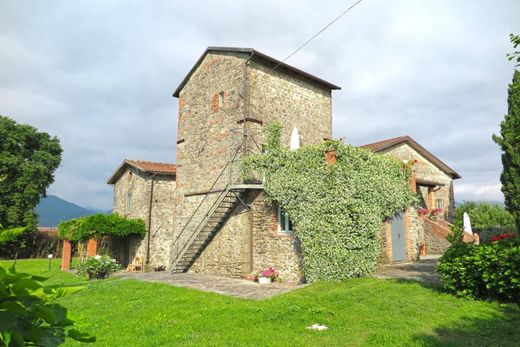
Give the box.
[126,192,132,212]
[436,199,443,209]
[218,91,225,108]
[278,206,292,233]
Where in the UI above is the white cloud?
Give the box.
[1,0,519,209]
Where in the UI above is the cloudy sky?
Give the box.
[1,0,519,210]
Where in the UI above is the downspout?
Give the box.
[146,174,156,264]
[242,51,254,157]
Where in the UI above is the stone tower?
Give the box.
[170,47,340,282]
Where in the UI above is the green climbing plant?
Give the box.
[241,124,417,282]
[57,213,146,242]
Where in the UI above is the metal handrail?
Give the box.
[170,184,237,268]
[170,138,245,267]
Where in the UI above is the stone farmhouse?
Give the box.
[108,47,460,283]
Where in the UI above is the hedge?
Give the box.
[437,233,520,305]
[58,213,146,241]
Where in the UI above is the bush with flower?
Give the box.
[431,207,443,215]
[490,231,518,242]
[417,208,429,215]
[438,227,520,305]
[76,255,120,279]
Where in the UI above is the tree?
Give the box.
[0,116,62,230]
[507,33,520,67]
[493,35,520,231]
[454,201,515,230]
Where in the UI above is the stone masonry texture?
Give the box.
[174,50,333,283]
[112,166,176,268]
[379,143,455,261]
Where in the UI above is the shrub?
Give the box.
[76,255,120,280]
[454,201,515,229]
[0,265,94,346]
[438,235,520,305]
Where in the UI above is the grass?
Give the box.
[2,259,519,346]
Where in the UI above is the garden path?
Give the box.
[118,272,303,300]
[373,255,441,285]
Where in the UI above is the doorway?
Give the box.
[391,211,407,261]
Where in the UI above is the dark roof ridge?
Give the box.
[172,47,341,97]
[360,135,461,179]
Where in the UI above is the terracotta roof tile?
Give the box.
[107,159,176,184]
[126,160,177,174]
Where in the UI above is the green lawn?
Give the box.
[2,259,519,346]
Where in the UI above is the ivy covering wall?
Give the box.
[58,213,146,242]
[241,124,416,282]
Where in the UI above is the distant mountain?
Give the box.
[35,195,103,227]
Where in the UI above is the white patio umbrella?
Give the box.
[463,212,473,235]
[290,127,300,151]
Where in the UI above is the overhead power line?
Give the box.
[272,0,365,71]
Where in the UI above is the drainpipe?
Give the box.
[146,174,156,264]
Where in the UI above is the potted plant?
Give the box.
[430,208,443,216]
[253,266,279,284]
[417,208,429,216]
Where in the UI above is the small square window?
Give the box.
[278,206,292,233]
[218,91,225,108]
[436,199,443,209]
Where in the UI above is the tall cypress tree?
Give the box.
[493,65,520,230]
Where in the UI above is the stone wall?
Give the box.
[378,220,392,265]
[248,60,333,147]
[382,143,455,220]
[187,191,304,284]
[250,191,304,284]
[189,193,253,278]
[173,50,333,281]
[377,143,455,261]
[113,167,176,267]
[173,51,247,264]
[422,218,451,254]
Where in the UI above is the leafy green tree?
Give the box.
[493,35,520,231]
[507,33,520,67]
[454,201,515,229]
[0,116,62,230]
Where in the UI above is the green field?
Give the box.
[2,259,519,346]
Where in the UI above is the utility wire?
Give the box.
[272,0,365,71]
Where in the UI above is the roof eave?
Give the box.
[362,136,461,180]
[172,47,341,98]
[106,160,176,185]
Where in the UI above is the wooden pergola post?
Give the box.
[61,240,72,271]
[86,238,98,256]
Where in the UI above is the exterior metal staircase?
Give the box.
[170,185,250,273]
[170,129,265,273]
